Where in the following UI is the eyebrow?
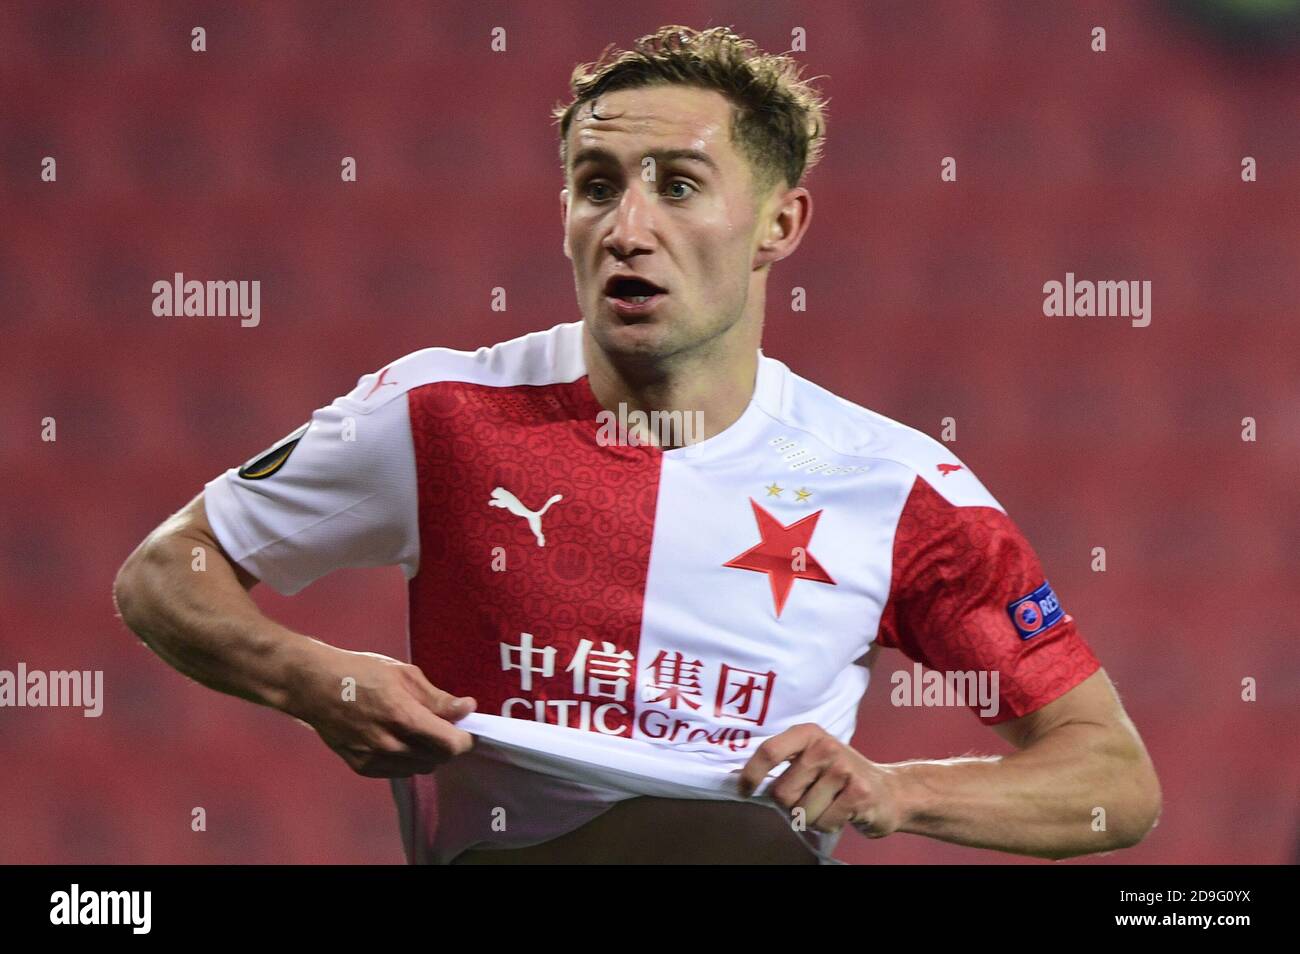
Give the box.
[570,146,720,174]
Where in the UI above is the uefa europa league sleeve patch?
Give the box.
[237,422,310,480]
[1007,581,1065,640]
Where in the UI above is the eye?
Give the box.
[583,180,614,202]
[664,179,696,199]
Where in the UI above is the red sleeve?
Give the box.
[876,476,1101,725]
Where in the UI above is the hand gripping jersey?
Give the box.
[203,320,1100,864]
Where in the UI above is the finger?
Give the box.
[797,770,851,831]
[389,700,476,757]
[738,725,820,796]
[333,732,423,778]
[358,726,466,774]
[816,787,862,833]
[768,750,830,809]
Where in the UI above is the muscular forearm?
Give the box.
[113,525,322,716]
[885,721,1160,860]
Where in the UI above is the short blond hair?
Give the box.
[553,25,828,195]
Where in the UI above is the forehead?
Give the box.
[567,85,740,169]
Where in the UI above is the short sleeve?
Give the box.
[875,474,1101,725]
[202,373,419,596]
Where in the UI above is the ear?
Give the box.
[560,188,571,260]
[753,186,812,269]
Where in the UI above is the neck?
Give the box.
[582,311,764,450]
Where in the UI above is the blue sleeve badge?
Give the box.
[1007,581,1065,640]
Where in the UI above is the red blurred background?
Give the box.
[1,1,1297,864]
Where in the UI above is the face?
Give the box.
[560,84,806,363]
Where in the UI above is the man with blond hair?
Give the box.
[115,26,1160,864]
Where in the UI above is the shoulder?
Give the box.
[339,321,587,414]
[759,355,1006,513]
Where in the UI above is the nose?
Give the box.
[602,182,656,259]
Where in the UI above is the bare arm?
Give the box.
[113,492,307,711]
[112,492,476,776]
[742,667,1161,860]
[884,669,1162,859]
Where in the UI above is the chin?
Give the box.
[591,311,676,358]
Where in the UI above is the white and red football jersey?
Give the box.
[203,320,1100,864]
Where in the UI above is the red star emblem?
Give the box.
[723,499,836,617]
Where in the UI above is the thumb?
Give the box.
[407,668,477,721]
[444,694,478,722]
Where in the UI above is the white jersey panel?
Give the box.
[203,383,419,597]
[202,322,590,597]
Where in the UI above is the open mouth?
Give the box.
[603,276,668,303]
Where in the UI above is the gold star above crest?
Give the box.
[795,487,812,503]
[765,482,783,497]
